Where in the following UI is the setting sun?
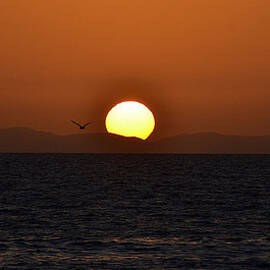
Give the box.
[105,101,155,140]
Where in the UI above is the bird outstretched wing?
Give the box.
[82,122,91,128]
[71,120,82,127]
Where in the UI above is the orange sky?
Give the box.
[1,0,270,138]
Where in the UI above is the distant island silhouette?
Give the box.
[0,127,270,153]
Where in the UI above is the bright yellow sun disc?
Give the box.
[105,101,155,140]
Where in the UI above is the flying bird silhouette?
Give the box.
[71,120,91,129]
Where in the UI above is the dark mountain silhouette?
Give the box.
[1,127,270,153]
[152,132,270,154]
[0,127,146,153]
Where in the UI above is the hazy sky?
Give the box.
[1,0,270,138]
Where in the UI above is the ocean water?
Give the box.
[0,154,270,269]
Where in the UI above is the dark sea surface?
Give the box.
[0,154,270,269]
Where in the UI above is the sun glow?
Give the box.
[105,101,155,140]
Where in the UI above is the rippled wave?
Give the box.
[0,154,270,269]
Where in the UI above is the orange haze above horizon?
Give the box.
[0,0,270,139]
